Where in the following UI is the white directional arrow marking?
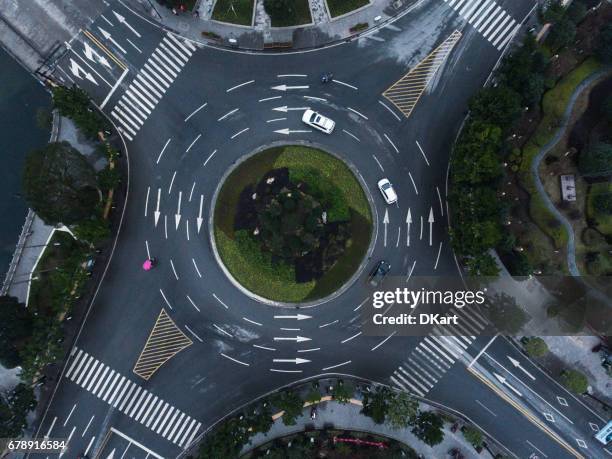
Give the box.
[83,42,111,68]
[272,106,310,112]
[272,358,311,364]
[508,356,536,381]
[273,336,311,343]
[428,207,434,247]
[383,208,389,247]
[105,450,115,459]
[113,10,142,37]
[271,85,310,91]
[273,314,312,320]
[97,27,127,54]
[197,194,204,234]
[69,58,98,85]
[406,208,412,247]
[494,373,523,397]
[175,191,182,230]
[154,188,161,227]
[274,128,312,135]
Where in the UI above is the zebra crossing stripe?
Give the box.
[65,349,201,448]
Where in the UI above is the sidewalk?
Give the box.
[242,399,492,458]
[129,0,426,50]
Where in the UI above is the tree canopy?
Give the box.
[596,24,612,64]
[22,141,99,225]
[411,411,444,447]
[386,392,419,430]
[0,296,33,368]
[52,86,108,140]
[579,142,612,177]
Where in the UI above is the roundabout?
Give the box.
[29,2,589,459]
[211,144,374,304]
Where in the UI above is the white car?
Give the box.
[302,109,335,134]
[378,178,397,204]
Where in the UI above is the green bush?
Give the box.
[579,142,612,177]
[272,390,304,426]
[523,337,549,357]
[560,369,588,393]
[411,411,444,447]
[463,425,484,447]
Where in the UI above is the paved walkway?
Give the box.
[129,0,422,50]
[242,399,492,458]
[530,69,611,277]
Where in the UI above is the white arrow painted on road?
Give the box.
[494,373,523,397]
[272,106,310,112]
[273,336,311,343]
[197,194,204,234]
[154,188,161,227]
[272,358,311,364]
[175,191,182,230]
[273,314,312,321]
[98,27,127,54]
[83,42,111,68]
[105,450,115,459]
[428,207,434,247]
[69,58,98,85]
[508,356,536,381]
[271,85,310,91]
[274,128,312,135]
[406,208,412,247]
[113,10,142,37]
[383,208,389,247]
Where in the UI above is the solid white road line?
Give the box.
[45,417,57,438]
[170,259,179,280]
[191,258,202,278]
[218,108,239,121]
[384,133,399,153]
[185,133,201,152]
[372,154,384,172]
[433,242,443,270]
[259,96,282,102]
[415,141,430,166]
[243,317,262,326]
[203,149,217,167]
[212,293,229,309]
[342,129,360,142]
[378,100,402,121]
[408,172,418,194]
[144,186,150,217]
[168,170,177,194]
[348,107,368,120]
[333,79,358,90]
[231,127,249,139]
[186,295,200,312]
[159,288,173,309]
[253,344,276,351]
[341,331,362,344]
[371,331,397,351]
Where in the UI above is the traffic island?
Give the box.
[212,144,373,304]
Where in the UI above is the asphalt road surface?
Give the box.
[32,1,611,458]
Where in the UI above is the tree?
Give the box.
[602,95,612,123]
[248,405,273,435]
[73,217,110,245]
[22,142,99,225]
[305,387,321,405]
[386,392,419,430]
[592,192,612,215]
[465,253,501,277]
[540,0,566,24]
[469,86,522,130]
[566,2,587,24]
[523,337,549,357]
[361,387,392,424]
[198,418,248,458]
[560,369,588,394]
[0,384,36,438]
[596,24,612,64]
[272,390,303,426]
[463,425,484,448]
[0,296,34,368]
[52,86,108,140]
[579,142,612,177]
[411,411,444,446]
[485,293,528,335]
[548,18,576,50]
[333,381,354,404]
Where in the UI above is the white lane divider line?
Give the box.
[384,133,399,153]
[184,101,207,122]
[159,288,173,309]
[322,360,351,371]
[156,138,171,164]
[212,293,229,309]
[231,127,250,139]
[243,317,263,326]
[378,100,401,121]
[342,129,361,142]
[185,133,201,153]
[341,331,362,344]
[220,353,250,366]
[170,259,179,280]
[253,344,276,351]
[184,325,203,343]
[408,172,419,195]
[348,107,368,120]
[186,295,200,312]
[333,80,358,90]
[217,108,239,121]
[415,140,430,166]
[203,149,217,167]
[191,258,202,278]
[372,154,384,172]
[226,80,254,92]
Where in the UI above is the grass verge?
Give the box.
[326,0,369,17]
[214,145,372,302]
[587,182,612,236]
[212,0,254,25]
[267,0,312,27]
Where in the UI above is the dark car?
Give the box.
[368,261,391,287]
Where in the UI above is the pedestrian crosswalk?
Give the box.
[111,33,196,141]
[390,307,488,397]
[443,0,521,50]
[65,348,201,448]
